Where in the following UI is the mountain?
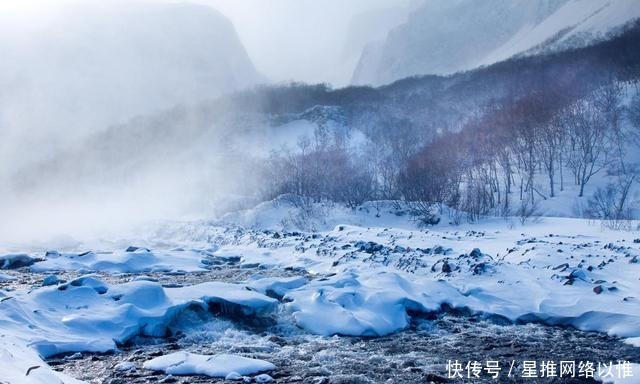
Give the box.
[352,0,640,86]
[337,4,415,85]
[0,1,261,171]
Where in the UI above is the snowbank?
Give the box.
[31,247,209,274]
[0,276,277,383]
[0,337,85,384]
[283,272,469,336]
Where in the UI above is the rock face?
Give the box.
[352,0,640,85]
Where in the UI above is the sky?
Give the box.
[0,0,415,85]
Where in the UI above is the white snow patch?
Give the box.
[143,352,275,377]
[0,273,16,282]
[31,248,208,274]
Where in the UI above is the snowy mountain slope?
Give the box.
[352,0,640,85]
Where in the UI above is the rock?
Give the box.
[255,374,274,383]
[569,269,588,281]
[423,373,448,383]
[64,352,83,360]
[125,246,150,252]
[593,285,604,295]
[114,362,137,372]
[355,241,385,254]
[441,261,452,273]
[0,254,39,269]
[42,275,62,286]
[472,262,487,275]
[329,375,375,384]
[553,263,569,271]
[469,248,482,258]
[225,372,243,381]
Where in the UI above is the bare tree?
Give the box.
[536,114,566,197]
[564,96,612,197]
[400,135,461,225]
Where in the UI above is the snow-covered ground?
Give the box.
[1,201,639,383]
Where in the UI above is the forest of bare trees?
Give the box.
[264,81,640,228]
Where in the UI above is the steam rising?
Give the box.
[0,0,414,245]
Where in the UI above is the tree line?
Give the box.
[263,82,640,228]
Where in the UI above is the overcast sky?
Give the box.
[0,0,415,85]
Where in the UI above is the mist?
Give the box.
[0,0,418,245]
[201,0,416,85]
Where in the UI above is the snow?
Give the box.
[221,199,416,232]
[114,362,137,372]
[627,337,640,347]
[0,275,277,383]
[353,0,640,85]
[30,247,209,274]
[1,200,639,382]
[0,337,85,384]
[143,352,276,377]
[284,272,467,336]
[597,364,640,383]
[480,0,640,66]
[0,273,16,282]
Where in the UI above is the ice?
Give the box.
[143,352,276,377]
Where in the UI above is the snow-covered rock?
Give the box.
[143,352,276,378]
[0,253,40,269]
[42,274,62,286]
[0,276,277,383]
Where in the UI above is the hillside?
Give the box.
[352,0,640,86]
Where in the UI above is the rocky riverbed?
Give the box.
[49,307,640,384]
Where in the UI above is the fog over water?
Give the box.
[0,0,415,244]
